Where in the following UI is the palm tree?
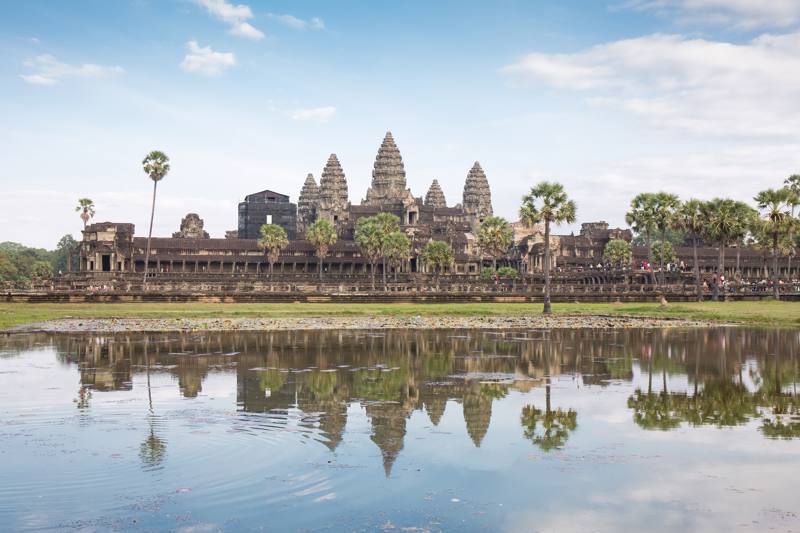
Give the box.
[519,182,577,315]
[754,188,794,300]
[783,175,800,276]
[141,151,170,289]
[625,193,658,284]
[257,224,289,277]
[373,212,401,287]
[701,198,747,301]
[384,231,410,282]
[75,198,95,229]
[672,199,705,301]
[421,240,454,290]
[355,217,383,290]
[306,219,337,282]
[476,216,514,272]
[652,192,680,285]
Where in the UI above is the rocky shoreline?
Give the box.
[7,314,712,333]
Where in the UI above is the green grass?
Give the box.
[1,300,798,330]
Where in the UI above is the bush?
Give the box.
[497,266,518,278]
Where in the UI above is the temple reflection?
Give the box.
[10,327,797,474]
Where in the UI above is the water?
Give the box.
[0,328,798,532]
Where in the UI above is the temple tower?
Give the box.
[296,173,319,235]
[424,179,446,208]
[363,131,416,209]
[462,161,493,227]
[317,154,349,227]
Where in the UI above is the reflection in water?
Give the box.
[1,328,799,531]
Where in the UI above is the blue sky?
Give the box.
[2,0,799,247]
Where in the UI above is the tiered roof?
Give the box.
[319,154,349,208]
[424,179,447,208]
[462,161,493,219]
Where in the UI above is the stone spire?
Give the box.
[424,179,446,208]
[318,154,349,225]
[296,173,319,234]
[462,161,493,223]
[364,131,415,207]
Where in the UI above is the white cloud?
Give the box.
[194,0,264,40]
[19,54,124,86]
[180,41,236,76]
[617,0,800,29]
[501,31,800,138]
[268,13,325,30]
[288,106,336,122]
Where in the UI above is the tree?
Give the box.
[421,240,454,288]
[306,219,337,282]
[754,188,795,300]
[520,182,577,315]
[355,217,383,290]
[54,234,78,273]
[0,250,18,281]
[476,216,514,271]
[784,175,800,275]
[373,212,401,287]
[384,231,410,282]
[141,151,170,289]
[257,224,289,278]
[602,239,632,268]
[701,198,753,301]
[75,198,95,229]
[625,193,658,283]
[672,199,705,301]
[651,240,676,265]
[652,192,680,284]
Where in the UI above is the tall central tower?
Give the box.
[363,131,415,209]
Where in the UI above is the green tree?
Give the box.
[306,219,337,282]
[754,188,795,300]
[602,239,632,268]
[783,175,800,275]
[652,192,680,284]
[421,240,454,288]
[673,199,706,301]
[258,224,289,277]
[373,212,401,287]
[0,250,18,281]
[384,231,410,282]
[701,198,750,301]
[626,193,658,283]
[75,198,95,229]
[520,182,577,315]
[355,217,383,289]
[54,234,78,273]
[651,240,676,265]
[476,216,514,271]
[141,151,170,289]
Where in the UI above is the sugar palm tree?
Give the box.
[421,240,454,290]
[75,198,95,229]
[519,182,577,315]
[355,217,383,290]
[141,151,170,288]
[652,192,680,285]
[754,188,794,300]
[702,198,753,301]
[384,231,410,282]
[306,219,337,282]
[672,199,705,301]
[476,216,514,272]
[373,212,401,287]
[625,193,658,284]
[783,175,800,276]
[258,223,289,277]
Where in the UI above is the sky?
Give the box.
[1,0,799,248]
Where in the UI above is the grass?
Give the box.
[0,300,798,330]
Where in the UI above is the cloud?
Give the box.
[616,0,800,29]
[19,54,124,86]
[194,0,264,40]
[288,106,336,122]
[180,41,236,76]
[501,31,800,138]
[268,13,325,30]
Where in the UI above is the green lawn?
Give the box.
[1,300,798,330]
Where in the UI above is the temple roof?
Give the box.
[462,161,493,218]
[319,154,349,207]
[424,179,447,208]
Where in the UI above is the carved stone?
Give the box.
[173,213,209,239]
[363,132,416,208]
[297,173,319,234]
[424,179,446,208]
[462,161,493,224]
[318,154,349,226]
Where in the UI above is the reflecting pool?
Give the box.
[1,328,799,532]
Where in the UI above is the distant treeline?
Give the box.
[0,235,78,282]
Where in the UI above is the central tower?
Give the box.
[363,131,415,209]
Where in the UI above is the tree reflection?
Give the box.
[139,337,166,471]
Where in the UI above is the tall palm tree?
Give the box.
[519,182,577,315]
[476,216,514,272]
[783,175,800,276]
[75,198,95,229]
[652,192,680,285]
[754,188,794,300]
[625,193,658,284]
[672,199,705,301]
[355,217,383,290]
[258,223,289,277]
[306,219,337,282]
[701,198,741,301]
[373,212,401,287]
[384,231,410,282]
[141,151,170,289]
[421,240,454,290]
